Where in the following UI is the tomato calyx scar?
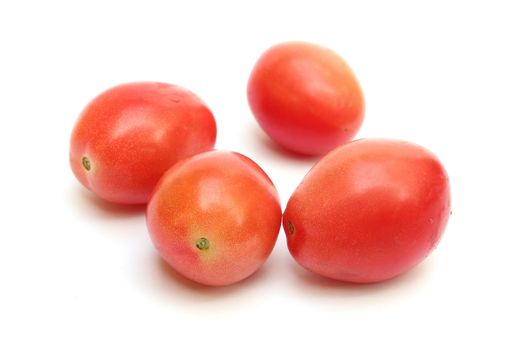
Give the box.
[287,220,296,235]
[196,237,210,250]
[82,157,91,171]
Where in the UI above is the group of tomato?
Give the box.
[70,42,451,286]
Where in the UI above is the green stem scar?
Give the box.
[287,220,295,235]
[196,237,210,250]
[82,157,91,171]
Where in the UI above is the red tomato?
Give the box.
[283,139,451,283]
[147,150,282,286]
[247,41,365,156]
[69,82,216,204]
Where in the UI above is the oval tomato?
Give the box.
[247,41,365,156]
[147,150,282,286]
[69,82,216,204]
[283,139,451,283]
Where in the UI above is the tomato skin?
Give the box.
[147,150,282,286]
[69,82,216,204]
[247,42,365,156]
[283,139,451,283]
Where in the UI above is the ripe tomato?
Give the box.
[147,150,282,286]
[283,139,451,283]
[247,41,365,156]
[69,82,216,204]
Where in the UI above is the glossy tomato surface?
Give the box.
[147,150,282,286]
[247,41,365,156]
[283,139,451,283]
[69,82,216,204]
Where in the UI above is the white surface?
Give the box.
[1,1,528,349]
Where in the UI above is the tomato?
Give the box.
[147,150,282,286]
[283,139,451,283]
[247,41,365,156]
[69,82,216,204]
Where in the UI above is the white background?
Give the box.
[1,0,528,349]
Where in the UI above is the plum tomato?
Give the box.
[69,82,216,204]
[147,150,282,286]
[283,139,451,283]
[247,41,365,156]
